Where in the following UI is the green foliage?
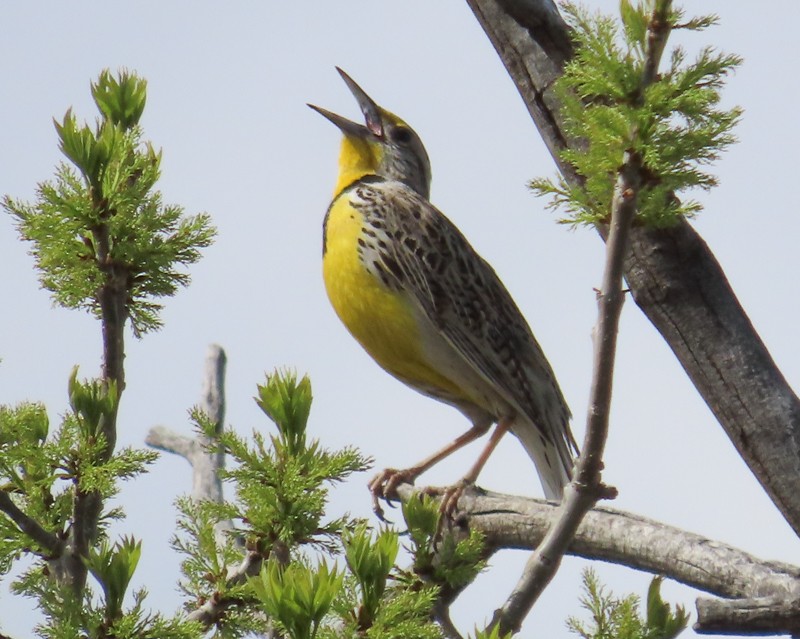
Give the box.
[342,524,398,628]
[67,368,158,497]
[359,586,442,639]
[645,577,689,639]
[321,520,447,639]
[567,570,688,639]
[86,536,141,620]
[172,497,247,611]
[18,580,202,639]
[253,559,343,639]
[92,69,147,129]
[11,574,88,639]
[68,366,119,442]
[0,392,137,561]
[0,405,67,565]
[402,495,486,590]
[215,371,371,550]
[1,355,487,639]
[531,1,741,227]
[4,68,215,335]
[0,68,211,639]
[255,370,313,456]
[173,372,496,639]
[10,536,199,639]
[173,371,371,636]
[0,379,159,635]
[471,626,514,639]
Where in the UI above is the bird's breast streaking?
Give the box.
[323,179,481,410]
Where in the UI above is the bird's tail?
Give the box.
[512,416,577,501]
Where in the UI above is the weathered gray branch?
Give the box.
[491,145,645,634]
[146,345,272,632]
[695,595,800,634]
[465,0,800,539]
[619,219,800,538]
[146,344,227,504]
[398,483,800,633]
[488,6,673,633]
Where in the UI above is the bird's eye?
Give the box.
[391,126,412,144]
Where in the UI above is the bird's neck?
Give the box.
[334,136,382,196]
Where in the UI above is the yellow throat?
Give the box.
[332,135,382,196]
[322,136,461,397]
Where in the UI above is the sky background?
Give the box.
[2,2,799,637]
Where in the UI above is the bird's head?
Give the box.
[309,67,432,199]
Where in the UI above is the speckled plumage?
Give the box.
[312,68,577,502]
[324,176,576,498]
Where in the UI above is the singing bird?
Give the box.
[309,68,577,513]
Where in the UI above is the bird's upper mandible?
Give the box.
[308,67,432,199]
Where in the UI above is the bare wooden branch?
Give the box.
[398,483,800,633]
[465,0,800,537]
[0,492,61,556]
[619,220,800,537]
[432,601,466,639]
[490,150,637,635]
[488,5,672,632]
[465,0,573,177]
[146,344,227,504]
[695,595,800,634]
[145,345,266,632]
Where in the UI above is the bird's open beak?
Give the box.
[308,67,384,139]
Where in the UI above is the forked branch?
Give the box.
[487,4,673,633]
[0,492,61,557]
[146,344,227,504]
[465,0,800,538]
[397,483,800,634]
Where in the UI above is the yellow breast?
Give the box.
[322,193,460,396]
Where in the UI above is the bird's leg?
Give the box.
[369,421,491,519]
[439,418,512,515]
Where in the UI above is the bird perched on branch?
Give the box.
[309,68,577,515]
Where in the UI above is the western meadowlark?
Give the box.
[309,68,577,514]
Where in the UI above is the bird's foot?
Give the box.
[369,467,417,521]
[436,478,472,518]
[416,479,474,541]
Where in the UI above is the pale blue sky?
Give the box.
[2,2,799,637]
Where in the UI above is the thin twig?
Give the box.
[489,3,673,633]
[490,151,639,634]
[468,0,800,539]
[186,550,264,626]
[0,492,61,556]
[398,482,800,633]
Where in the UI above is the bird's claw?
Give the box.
[417,479,474,541]
[369,469,474,534]
[438,478,471,517]
[369,468,416,521]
